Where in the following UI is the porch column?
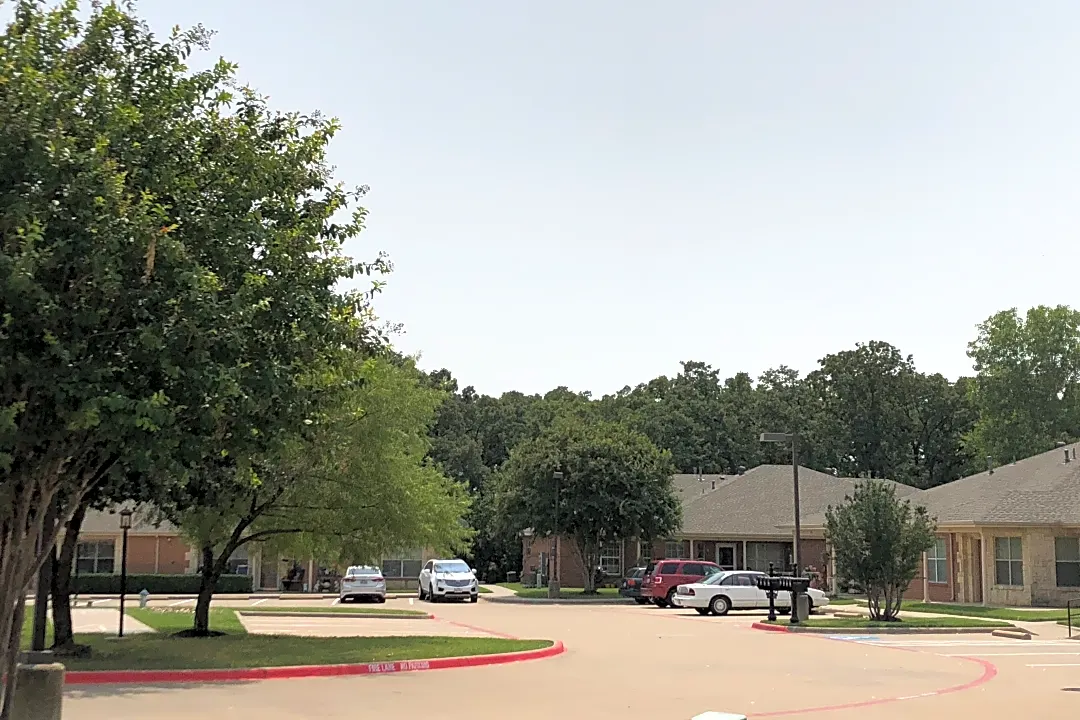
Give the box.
[154,536,161,574]
[251,549,262,591]
[979,529,990,606]
[688,539,695,560]
[307,558,315,593]
[742,540,748,570]
[827,543,838,594]
[922,552,929,602]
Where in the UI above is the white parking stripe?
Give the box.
[331,597,340,606]
[251,598,269,606]
[944,651,1080,657]
[168,598,194,607]
[1028,663,1080,667]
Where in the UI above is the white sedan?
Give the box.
[671,570,830,616]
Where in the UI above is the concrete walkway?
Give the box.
[71,608,154,635]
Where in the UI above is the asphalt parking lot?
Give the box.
[63,595,1080,719]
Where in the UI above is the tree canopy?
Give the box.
[497,416,680,593]
[825,481,936,621]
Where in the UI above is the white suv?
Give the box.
[419,559,478,603]
[339,566,386,603]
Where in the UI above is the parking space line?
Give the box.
[168,599,194,607]
[943,652,1080,657]
[1028,663,1080,667]
[251,598,269,606]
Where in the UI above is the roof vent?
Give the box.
[1073,447,1077,461]
[1066,449,1072,464]
[826,467,839,477]
[737,466,746,475]
[987,455,994,475]
[711,479,716,490]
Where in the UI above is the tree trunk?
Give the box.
[30,549,51,651]
[577,536,599,594]
[51,501,87,651]
[0,594,27,720]
[192,545,219,636]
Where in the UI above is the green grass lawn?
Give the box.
[127,607,248,635]
[498,583,621,599]
[61,634,551,671]
[19,613,53,649]
[765,615,1011,629]
[245,606,427,617]
[828,597,858,605]
[889,601,1067,622]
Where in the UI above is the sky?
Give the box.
[131,1,1079,395]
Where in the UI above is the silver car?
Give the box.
[339,565,386,603]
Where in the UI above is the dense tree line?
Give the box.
[429,305,1080,578]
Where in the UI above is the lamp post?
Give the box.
[548,470,563,599]
[118,509,133,638]
[760,432,802,576]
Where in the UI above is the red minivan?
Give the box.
[642,559,721,607]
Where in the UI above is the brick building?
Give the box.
[521,465,916,588]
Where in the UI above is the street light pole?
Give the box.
[760,432,802,575]
[549,471,563,599]
[118,509,133,638]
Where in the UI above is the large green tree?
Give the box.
[176,356,471,634]
[0,0,383,677]
[967,305,1080,462]
[825,481,936,621]
[498,417,680,593]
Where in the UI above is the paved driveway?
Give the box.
[64,599,1080,719]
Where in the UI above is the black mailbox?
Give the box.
[755,568,811,624]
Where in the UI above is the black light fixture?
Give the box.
[118,509,133,637]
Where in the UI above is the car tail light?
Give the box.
[374,576,384,583]
[652,576,662,584]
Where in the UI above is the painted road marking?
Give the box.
[251,598,269,606]
[331,597,340,606]
[168,599,194,607]
[1028,663,1080,667]
[843,639,1077,647]
[944,652,1080,657]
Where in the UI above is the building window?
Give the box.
[664,540,689,559]
[928,537,948,584]
[1055,537,1080,587]
[381,551,424,579]
[226,546,249,576]
[994,537,1023,586]
[638,540,653,563]
[745,542,790,573]
[76,541,115,574]
[599,542,622,576]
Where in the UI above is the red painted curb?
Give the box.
[63,641,564,686]
[751,622,790,633]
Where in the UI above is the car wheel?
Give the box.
[376,595,386,604]
[652,597,668,608]
[470,594,478,603]
[431,591,441,603]
[710,595,731,616]
[634,598,649,605]
[695,608,710,616]
[417,585,424,601]
[806,598,814,615]
[664,588,678,608]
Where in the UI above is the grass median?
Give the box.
[498,583,621,599]
[857,600,1068,622]
[764,615,1011,629]
[44,607,549,672]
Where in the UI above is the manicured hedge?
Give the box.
[71,573,253,594]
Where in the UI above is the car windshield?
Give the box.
[702,571,727,585]
[435,561,470,574]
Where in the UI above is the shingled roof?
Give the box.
[912,442,1080,526]
[679,464,918,537]
[672,473,739,501]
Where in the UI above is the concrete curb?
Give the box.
[750,621,1009,635]
[991,628,1032,640]
[237,611,434,620]
[484,595,634,606]
[64,641,565,685]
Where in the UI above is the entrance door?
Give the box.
[716,543,736,571]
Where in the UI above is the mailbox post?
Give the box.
[755,569,811,625]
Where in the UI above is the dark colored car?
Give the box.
[642,559,721,607]
[619,566,648,603]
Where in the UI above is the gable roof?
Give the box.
[680,464,918,537]
[911,442,1080,526]
[672,473,739,502]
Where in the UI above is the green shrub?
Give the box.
[71,574,252,594]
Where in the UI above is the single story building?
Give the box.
[903,442,1080,607]
[521,464,917,588]
[76,507,430,592]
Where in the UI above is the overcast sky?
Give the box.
[133,1,1080,394]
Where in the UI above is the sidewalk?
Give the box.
[71,608,154,635]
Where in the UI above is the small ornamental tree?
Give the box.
[825,481,936,621]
